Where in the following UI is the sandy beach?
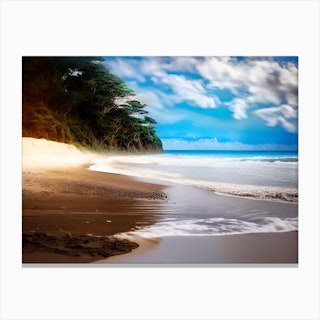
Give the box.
[22,138,298,264]
[22,138,167,263]
[22,166,168,263]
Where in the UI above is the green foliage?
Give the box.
[22,57,163,152]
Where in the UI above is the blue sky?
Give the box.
[103,56,298,151]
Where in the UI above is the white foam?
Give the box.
[117,216,298,238]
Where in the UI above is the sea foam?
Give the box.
[117,216,298,238]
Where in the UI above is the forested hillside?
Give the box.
[22,57,163,152]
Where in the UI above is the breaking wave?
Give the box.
[118,216,298,238]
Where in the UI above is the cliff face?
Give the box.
[22,57,163,153]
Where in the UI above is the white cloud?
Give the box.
[247,84,281,105]
[105,56,298,133]
[134,91,164,110]
[195,57,298,131]
[143,56,298,127]
[228,98,249,120]
[104,58,145,82]
[141,56,199,74]
[152,71,217,108]
[197,57,243,91]
[254,104,298,133]
[162,138,297,151]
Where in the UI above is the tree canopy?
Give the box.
[22,57,163,152]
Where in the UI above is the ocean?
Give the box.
[89,150,298,238]
[90,150,298,202]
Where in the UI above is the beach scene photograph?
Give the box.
[3,1,319,318]
[22,56,298,265]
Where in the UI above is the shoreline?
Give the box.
[22,138,298,264]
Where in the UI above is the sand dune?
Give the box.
[22,137,96,169]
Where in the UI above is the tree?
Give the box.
[22,56,163,152]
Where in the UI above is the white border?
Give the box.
[1,1,319,319]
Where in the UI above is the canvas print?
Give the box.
[22,56,298,264]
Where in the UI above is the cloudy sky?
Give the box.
[104,56,298,151]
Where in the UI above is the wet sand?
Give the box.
[98,231,298,264]
[22,167,167,263]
